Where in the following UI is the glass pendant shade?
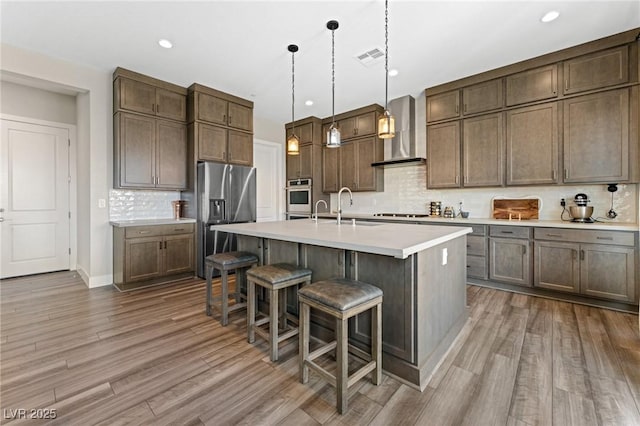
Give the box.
[326,125,341,148]
[378,110,395,139]
[287,133,300,155]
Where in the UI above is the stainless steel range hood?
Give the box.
[371,95,426,167]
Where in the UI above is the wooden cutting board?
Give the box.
[492,198,539,220]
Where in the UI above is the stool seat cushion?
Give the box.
[298,278,382,311]
[206,251,258,267]
[247,263,312,284]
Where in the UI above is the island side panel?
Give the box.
[348,252,415,364]
[416,234,468,386]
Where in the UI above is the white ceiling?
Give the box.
[1,1,639,126]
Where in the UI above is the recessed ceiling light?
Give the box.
[305,100,314,106]
[158,39,173,49]
[388,69,399,77]
[541,11,560,23]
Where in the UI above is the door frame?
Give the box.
[1,113,78,274]
[253,138,284,221]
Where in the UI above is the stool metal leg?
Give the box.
[299,302,310,384]
[269,288,279,361]
[220,270,230,326]
[336,317,349,414]
[234,268,244,303]
[247,278,256,343]
[205,262,213,316]
[373,302,382,385]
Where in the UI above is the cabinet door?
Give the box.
[125,237,163,282]
[322,147,339,193]
[462,113,503,187]
[355,136,381,191]
[286,151,301,179]
[197,93,227,125]
[564,46,629,95]
[286,122,313,145]
[506,65,558,106]
[156,120,187,189]
[227,130,253,166]
[197,123,227,162]
[355,112,377,136]
[563,89,629,183]
[427,90,460,122]
[462,79,502,115]
[339,142,357,189]
[427,121,460,188]
[534,241,580,293]
[118,78,156,115]
[117,113,156,188]
[155,88,187,121]
[506,103,558,185]
[228,102,253,131]
[163,234,194,275]
[581,244,635,302]
[489,237,531,287]
[298,144,313,178]
[339,116,357,139]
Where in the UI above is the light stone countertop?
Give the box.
[210,219,472,259]
[110,218,196,227]
[317,213,639,232]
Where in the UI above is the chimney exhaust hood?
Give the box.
[371,95,426,167]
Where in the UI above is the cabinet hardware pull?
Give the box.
[552,170,556,180]
[464,176,468,184]
[455,175,459,184]
[522,245,527,255]
[223,114,226,122]
[139,231,150,234]
[564,169,568,179]
[157,104,160,113]
[501,231,514,234]
[580,249,585,260]
[174,228,184,231]
[455,104,459,114]
[572,249,577,260]
[596,236,613,240]
[546,233,562,237]
[152,103,155,112]
[466,265,470,268]
[159,241,162,249]
[464,104,467,113]
[164,241,167,249]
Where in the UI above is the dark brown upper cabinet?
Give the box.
[506,64,558,106]
[115,75,187,122]
[426,90,460,123]
[462,79,503,115]
[563,46,629,95]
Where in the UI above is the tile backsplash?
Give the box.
[331,165,639,223]
[109,189,182,221]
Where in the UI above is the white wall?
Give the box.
[1,81,77,124]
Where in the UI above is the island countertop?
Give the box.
[210,219,472,259]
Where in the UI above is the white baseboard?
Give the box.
[76,267,112,288]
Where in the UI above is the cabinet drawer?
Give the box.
[534,227,634,246]
[467,235,486,256]
[125,223,194,238]
[489,225,532,239]
[125,226,166,238]
[467,255,487,279]
[469,225,487,236]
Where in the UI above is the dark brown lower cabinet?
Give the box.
[113,224,195,291]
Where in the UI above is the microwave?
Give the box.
[286,179,312,214]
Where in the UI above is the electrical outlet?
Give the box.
[560,198,566,207]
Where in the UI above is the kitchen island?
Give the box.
[210,219,472,390]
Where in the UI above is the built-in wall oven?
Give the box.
[286,178,312,218]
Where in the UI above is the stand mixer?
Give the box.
[569,193,594,223]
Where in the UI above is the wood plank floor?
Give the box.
[1,271,639,425]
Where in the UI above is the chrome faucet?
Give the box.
[337,187,353,225]
[313,199,328,223]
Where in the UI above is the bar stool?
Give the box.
[246,263,312,361]
[298,278,383,414]
[205,251,259,326]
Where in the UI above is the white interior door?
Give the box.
[253,139,283,222]
[1,119,70,278]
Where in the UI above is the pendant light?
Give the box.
[378,0,395,139]
[326,20,341,148]
[287,44,300,155]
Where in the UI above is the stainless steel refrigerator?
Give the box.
[194,162,256,277]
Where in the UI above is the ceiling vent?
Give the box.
[355,47,384,67]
